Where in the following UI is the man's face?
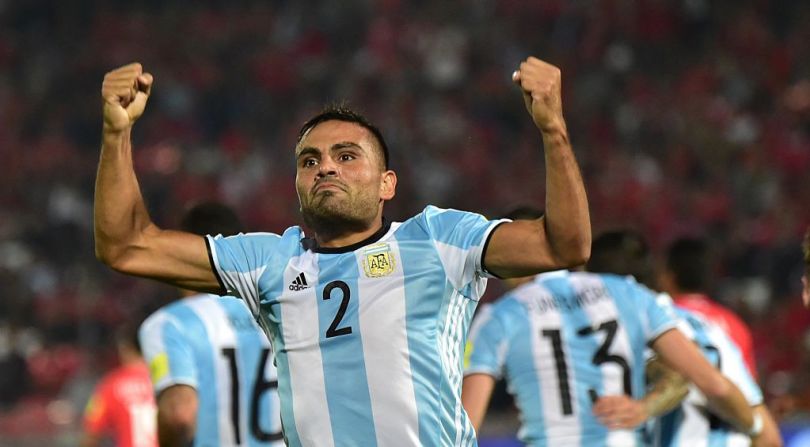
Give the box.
[295,120,395,229]
[803,274,810,308]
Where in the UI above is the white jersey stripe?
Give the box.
[354,237,420,447]
[522,284,581,444]
[280,253,335,447]
[451,295,468,447]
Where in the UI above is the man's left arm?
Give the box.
[484,57,590,278]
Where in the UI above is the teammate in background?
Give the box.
[94,56,591,446]
[138,202,283,447]
[646,305,782,447]
[658,237,757,378]
[81,323,157,447]
[801,228,809,308]
[462,227,758,446]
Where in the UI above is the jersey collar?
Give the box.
[302,218,391,254]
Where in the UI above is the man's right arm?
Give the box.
[95,63,221,292]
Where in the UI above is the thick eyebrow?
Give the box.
[296,141,364,160]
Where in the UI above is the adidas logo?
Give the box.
[288,272,310,291]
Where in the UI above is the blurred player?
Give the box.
[81,323,157,447]
[659,237,757,377]
[462,226,757,446]
[94,56,591,445]
[646,305,782,447]
[138,202,283,447]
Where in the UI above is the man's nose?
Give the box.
[317,156,338,177]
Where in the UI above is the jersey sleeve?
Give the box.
[419,206,508,299]
[641,290,681,343]
[139,312,198,394]
[206,232,281,314]
[83,380,111,435]
[464,304,510,378]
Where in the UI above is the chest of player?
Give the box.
[258,239,449,350]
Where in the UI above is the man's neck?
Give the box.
[314,217,384,248]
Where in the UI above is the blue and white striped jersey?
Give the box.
[139,294,283,447]
[651,306,763,447]
[206,206,506,447]
[464,271,679,447]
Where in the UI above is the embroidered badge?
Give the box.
[362,243,396,278]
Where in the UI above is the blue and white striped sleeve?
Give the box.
[419,206,508,299]
[640,289,680,343]
[139,311,197,394]
[464,304,510,378]
[206,232,281,312]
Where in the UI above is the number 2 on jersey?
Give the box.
[323,280,353,338]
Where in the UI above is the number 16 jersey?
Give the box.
[464,271,679,447]
[206,206,506,447]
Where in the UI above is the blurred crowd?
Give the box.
[1,0,809,441]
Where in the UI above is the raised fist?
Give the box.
[101,62,153,132]
[512,57,565,133]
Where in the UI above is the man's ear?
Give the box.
[380,170,397,201]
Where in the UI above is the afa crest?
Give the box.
[362,243,396,278]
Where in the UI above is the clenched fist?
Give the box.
[512,57,565,133]
[101,62,153,133]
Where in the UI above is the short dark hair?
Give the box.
[665,237,710,291]
[180,202,244,237]
[587,230,652,286]
[500,206,544,221]
[803,227,810,273]
[297,105,390,169]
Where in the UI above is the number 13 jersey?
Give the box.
[464,271,679,447]
[206,206,506,447]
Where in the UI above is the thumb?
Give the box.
[137,73,153,96]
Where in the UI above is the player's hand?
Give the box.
[101,62,153,133]
[593,395,649,429]
[512,57,565,133]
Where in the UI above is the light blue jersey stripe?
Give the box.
[317,255,377,444]
[164,305,220,444]
[396,219,451,445]
[501,297,546,443]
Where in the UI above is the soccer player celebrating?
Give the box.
[81,324,157,447]
[138,202,284,447]
[94,56,590,446]
[462,227,758,447]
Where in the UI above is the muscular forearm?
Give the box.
[94,127,154,267]
[540,124,591,266]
